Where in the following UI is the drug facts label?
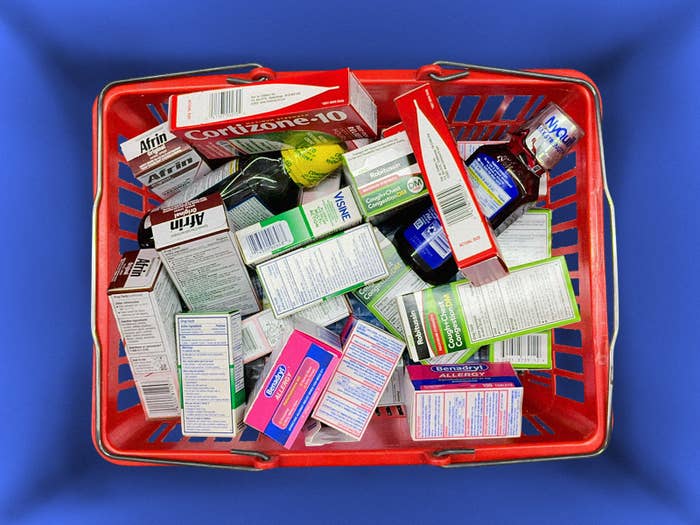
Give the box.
[257,224,388,318]
[313,320,405,439]
[176,313,245,437]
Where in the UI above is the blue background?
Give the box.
[1,0,698,523]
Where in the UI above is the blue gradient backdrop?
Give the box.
[0,1,698,523]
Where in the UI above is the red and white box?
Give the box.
[394,85,508,285]
[169,68,377,159]
[403,362,523,440]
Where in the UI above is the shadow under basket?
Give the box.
[92,64,616,469]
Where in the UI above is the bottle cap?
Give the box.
[281,144,345,188]
[524,103,584,170]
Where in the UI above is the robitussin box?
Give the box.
[169,69,377,159]
[397,256,580,362]
[119,122,210,200]
[341,131,428,222]
[403,363,523,440]
[394,84,507,285]
[107,249,182,420]
[244,318,344,449]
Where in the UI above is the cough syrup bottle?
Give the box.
[465,102,583,234]
[137,144,344,247]
[393,205,458,285]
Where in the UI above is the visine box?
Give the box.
[119,122,211,200]
[150,193,260,315]
[169,68,377,159]
[403,362,523,440]
[256,223,389,318]
[395,85,507,285]
[236,186,362,266]
[312,319,405,440]
[175,311,246,437]
[108,249,181,420]
[244,318,344,449]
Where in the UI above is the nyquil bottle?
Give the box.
[393,103,583,285]
[464,102,584,234]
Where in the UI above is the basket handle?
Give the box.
[92,62,278,470]
[423,60,619,467]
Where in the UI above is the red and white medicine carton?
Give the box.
[168,68,378,159]
[403,362,523,440]
[395,85,508,285]
[119,122,210,200]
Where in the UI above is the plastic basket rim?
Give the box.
[91,61,619,469]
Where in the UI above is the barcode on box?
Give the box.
[140,381,179,417]
[244,222,294,255]
[435,185,473,226]
[215,140,239,155]
[492,334,549,365]
[209,90,243,119]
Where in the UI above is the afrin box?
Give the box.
[256,224,389,318]
[312,319,406,440]
[107,249,181,419]
[236,187,362,266]
[403,363,523,440]
[119,122,210,200]
[169,69,377,159]
[150,194,260,315]
[244,319,343,448]
[397,256,580,361]
[175,311,246,437]
[395,85,507,285]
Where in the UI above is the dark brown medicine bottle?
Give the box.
[464,102,584,234]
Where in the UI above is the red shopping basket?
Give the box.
[91,62,618,469]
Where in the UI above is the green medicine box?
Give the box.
[342,131,428,222]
